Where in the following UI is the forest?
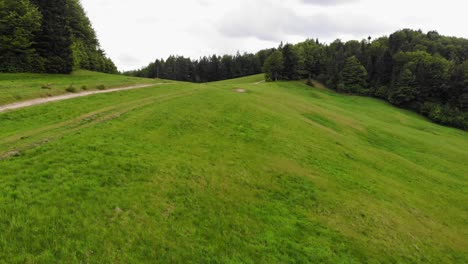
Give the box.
[124,51,272,83]
[0,0,117,74]
[129,29,468,130]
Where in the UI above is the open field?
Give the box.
[0,70,165,105]
[0,74,467,263]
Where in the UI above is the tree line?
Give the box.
[125,50,275,83]
[0,0,117,74]
[130,29,467,130]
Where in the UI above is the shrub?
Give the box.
[422,102,467,129]
[357,87,370,96]
[336,82,345,92]
[81,85,88,90]
[97,84,106,90]
[41,83,52,89]
[65,85,77,93]
[374,86,388,99]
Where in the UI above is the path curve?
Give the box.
[0,83,171,113]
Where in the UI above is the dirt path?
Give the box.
[0,83,171,113]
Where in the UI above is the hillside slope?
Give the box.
[0,74,466,263]
[0,70,164,105]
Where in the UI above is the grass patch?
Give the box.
[303,113,341,131]
[0,74,466,263]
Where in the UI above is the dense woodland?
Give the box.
[0,0,117,74]
[125,51,273,83]
[130,30,468,130]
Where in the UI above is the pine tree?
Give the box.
[1,0,117,74]
[0,0,42,72]
[340,56,368,94]
[31,0,74,73]
[282,44,302,80]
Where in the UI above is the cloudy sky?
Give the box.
[81,0,468,71]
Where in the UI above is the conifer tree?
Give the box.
[0,0,42,72]
[282,44,302,80]
[340,56,368,94]
[31,0,74,73]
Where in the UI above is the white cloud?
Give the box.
[302,0,359,6]
[218,1,390,41]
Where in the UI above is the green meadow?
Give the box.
[0,70,162,105]
[0,73,467,263]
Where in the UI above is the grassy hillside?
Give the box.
[0,74,467,263]
[0,70,163,105]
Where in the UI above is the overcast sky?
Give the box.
[81,0,468,71]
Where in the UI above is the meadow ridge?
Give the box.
[0,74,467,263]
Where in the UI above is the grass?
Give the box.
[0,70,165,105]
[0,73,466,263]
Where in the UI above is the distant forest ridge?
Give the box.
[128,29,468,130]
[0,0,117,74]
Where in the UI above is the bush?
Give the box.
[374,86,388,99]
[422,102,467,129]
[97,84,106,90]
[264,74,273,82]
[66,85,77,93]
[357,87,370,96]
[81,85,88,90]
[41,83,52,89]
[325,80,334,89]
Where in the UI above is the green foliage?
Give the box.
[31,0,74,73]
[422,102,468,129]
[298,39,326,79]
[340,56,368,94]
[392,51,452,102]
[0,0,42,72]
[0,75,466,262]
[0,0,117,74]
[449,61,468,111]
[263,50,284,81]
[281,44,303,80]
[389,68,417,105]
[129,51,265,83]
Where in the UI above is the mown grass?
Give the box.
[0,70,164,105]
[0,74,466,263]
